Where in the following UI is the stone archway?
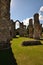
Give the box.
[15,20,20,29]
[15,20,21,36]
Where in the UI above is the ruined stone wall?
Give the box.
[19,22,27,37]
[29,19,33,38]
[11,20,16,38]
[1,0,10,20]
[22,25,27,37]
[33,13,42,39]
[14,20,21,36]
[0,0,11,44]
[19,22,23,36]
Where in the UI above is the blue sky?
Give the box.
[10,0,43,27]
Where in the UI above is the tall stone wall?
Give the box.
[14,20,21,36]
[29,19,33,38]
[0,0,11,49]
[33,13,42,39]
[19,22,24,37]
[10,20,16,38]
[19,22,27,37]
[23,25,27,37]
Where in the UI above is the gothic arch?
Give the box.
[15,20,21,29]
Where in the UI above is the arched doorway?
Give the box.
[15,20,21,37]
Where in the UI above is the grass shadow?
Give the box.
[14,37,19,38]
[0,45,17,65]
[22,40,42,46]
[39,38,43,41]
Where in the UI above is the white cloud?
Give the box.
[10,0,13,7]
[42,24,43,27]
[23,17,33,27]
[40,6,43,12]
[39,6,43,20]
[10,0,15,9]
[23,18,29,26]
[39,14,43,20]
[15,22,20,29]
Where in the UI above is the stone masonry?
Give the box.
[14,20,21,36]
[0,0,11,49]
[14,20,27,37]
[19,22,27,37]
[33,13,42,39]
[19,22,23,37]
[29,19,33,38]
[10,20,16,38]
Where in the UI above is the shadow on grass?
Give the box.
[13,35,20,39]
[13,36,19,38]
[39,38,43,41]
[0,46,17,65]
[22,40,42,46]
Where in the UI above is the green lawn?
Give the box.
[11,37,43,65]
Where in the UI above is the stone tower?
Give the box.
[0,0,11,49]
[33,13,42,39]
[29,19,33,38]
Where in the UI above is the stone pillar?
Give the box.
[0,0,11,49]
[23,25,27,37]
[29,19,33,38]
[19,22,27,37]
[11,20,16,38]
[19,22,24,37]
[33,13,42,39]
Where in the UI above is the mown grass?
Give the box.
[11,37,43,65]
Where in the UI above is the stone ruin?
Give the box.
[27,13,42,39]
[12,20,27,37]
[0,0,42,50]
[28,19,33,38]
[33,13,42,39]
[0,0,11,49]
[19,22,27,37]
[10,13,42,39]
[14,20,21,37]
[10,20,16,38]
